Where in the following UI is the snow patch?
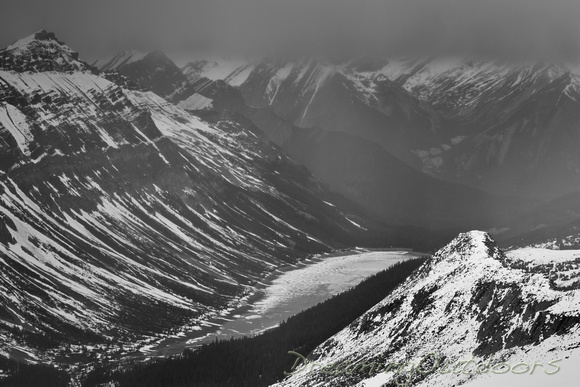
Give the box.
[0,103,33,155]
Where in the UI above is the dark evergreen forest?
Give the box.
[81,258,427,387]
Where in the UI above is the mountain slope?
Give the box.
[92,50,147,72]
[0,32,383,362]
[276,231,580,386]
[374,58,580,199]
[432,72,580,199]
[166,77,530,233]
[232,57,580,200]
[181,58,251,84]
[235,59,449,167]
[93,51,187,98]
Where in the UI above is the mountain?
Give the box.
[93,50,187,97]
[92,50,147,72]
[0,30,89,73]
[275,231,580,386]
[503,216,580,250]
[185,55,580,241]
[440,71,580,200]
[93,52,250,101]
[0,31,389,362]
[234,59,450,167]
[372,58,580,200]
[217,56,580,200]
[95,50,531,233]
[279,128,527,231]
[101,55,449,165]
[169,77,531,233]
[492,192,580,242]
[181,57,251,83]
[493,191,580,249]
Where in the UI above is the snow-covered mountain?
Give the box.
[96,51,533,232]
[232,59,448,167]
[181,57,251,84]
[383,58,580,200]
[98,54,447,165]
[91,50,147,72]
[0,31,385,362]
[0,30,89,73]
[94,47,580,244]
[93,50,187,98]
[275,231,580,387]
[213,56,580,200]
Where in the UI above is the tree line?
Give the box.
[82,257,428,387]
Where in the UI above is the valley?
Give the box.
[143,249,423,358]
[0,20,580,387]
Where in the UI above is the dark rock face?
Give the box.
[0,214,16,245]
[472,279,578,355]
[112,52,188,98]
[354,297,404,335]
[411,285,438,315]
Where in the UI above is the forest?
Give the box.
[0,356,70,387]
[81,257,428,387]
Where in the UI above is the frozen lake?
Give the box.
[144,249,422,357]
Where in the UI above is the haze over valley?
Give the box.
[1,1,580,386]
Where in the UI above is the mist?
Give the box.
[1,0,579,61]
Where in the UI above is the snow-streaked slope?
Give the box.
[235,58,448,170]
[181,58,250,83]
[170,54,580,200]
[0,32,379,364]
[176,92,213,110]
[0,103,34,155]
[92,50,147,72]
[342,57,580,199]
[275,231,580,387]
[167,63,527,233]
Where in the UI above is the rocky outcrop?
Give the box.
[276,231,580,387]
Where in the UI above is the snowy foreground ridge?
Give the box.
[275,231,580,387]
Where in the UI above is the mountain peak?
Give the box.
[30,29,61,42]
[1,30,88,73]
[5,30,66,51]
[433,230,504,264]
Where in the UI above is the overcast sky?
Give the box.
[1,0,579,62]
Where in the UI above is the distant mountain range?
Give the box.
[93,49,580,243]
[94,51,580,202]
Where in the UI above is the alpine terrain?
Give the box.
[276,231,580,387]
[1,5,580,385]
[0,31,394,373]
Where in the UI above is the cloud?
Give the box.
[1,0,579,60]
